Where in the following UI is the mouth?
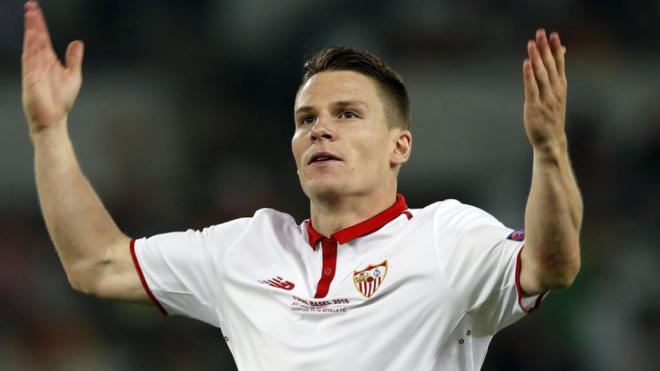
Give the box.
[308,151,342,165]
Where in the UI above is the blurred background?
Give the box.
[1,0,659,370]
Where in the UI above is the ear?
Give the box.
[390,129,412,167]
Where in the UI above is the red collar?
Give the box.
[306,194,409,249]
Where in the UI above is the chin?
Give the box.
[301,179,347,201]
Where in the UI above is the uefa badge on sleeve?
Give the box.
[353,260,388,298]
[507,230,525,241]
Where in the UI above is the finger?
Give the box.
[527,40,551,98]
[22,27,54,76]
[549,32,566,79]
[30,2,53,46]
[22,6,38,55]
[535,29,559,86]
[23,1,54,55]
[522,58,539,101]
[24,26,50,57]
[65,40,84,76]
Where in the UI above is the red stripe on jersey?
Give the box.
[130,239,168,316]
[314,238,337,298]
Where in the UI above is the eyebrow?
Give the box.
[294,100,369,115]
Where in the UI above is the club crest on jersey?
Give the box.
[353,260,388,298]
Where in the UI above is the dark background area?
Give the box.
[1,0,659,370]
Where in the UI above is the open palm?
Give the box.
[21,1,83,134]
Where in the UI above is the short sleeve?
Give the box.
[436,203,545,334]
[131,218,251,326]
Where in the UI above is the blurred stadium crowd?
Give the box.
[1,0,659,370]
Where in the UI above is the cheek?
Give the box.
[291,132,305,165]
[358,139,388,168]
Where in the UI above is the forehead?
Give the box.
[295,70,383,110]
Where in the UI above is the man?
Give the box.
[21,0,582,370]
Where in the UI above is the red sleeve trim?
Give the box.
[130,239,168,316]
[515,245,544,314]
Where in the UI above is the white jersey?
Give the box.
[131,195,544,371]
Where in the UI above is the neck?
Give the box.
[309,186,397,237]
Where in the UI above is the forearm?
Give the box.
[32,120,129,292]
[524,141,582,290]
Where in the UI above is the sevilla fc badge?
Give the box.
[353,260,388,298]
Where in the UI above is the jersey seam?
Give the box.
[198,228,226,327]
[214,212,287,327]
[464,243,535,336]
[441,205,474,312]
[213,217,256,327]
[428,312,469,371]
[462,227,514,314]
[430,205,471,371]
[465,240,519,315]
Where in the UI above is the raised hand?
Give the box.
[523,29,567,154]
[21,1,84,135]
[519,29,582,296]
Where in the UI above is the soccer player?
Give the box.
[21,0,582,370]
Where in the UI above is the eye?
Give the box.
[339,111,358,119]
[299,115,316,125]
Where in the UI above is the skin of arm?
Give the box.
[21,1,147,302]
[519,29,583,296]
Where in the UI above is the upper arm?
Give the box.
[519,239,580,296]
[519,244,547,296]
[85,234,151,303]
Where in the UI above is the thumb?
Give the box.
[65,40,84,75]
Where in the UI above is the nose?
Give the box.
[310,116,334,141]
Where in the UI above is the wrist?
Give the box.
[30,119,71,151]
[28,117,67,139]
[531,135,568,161]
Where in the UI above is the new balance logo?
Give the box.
[259,276,295,291]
